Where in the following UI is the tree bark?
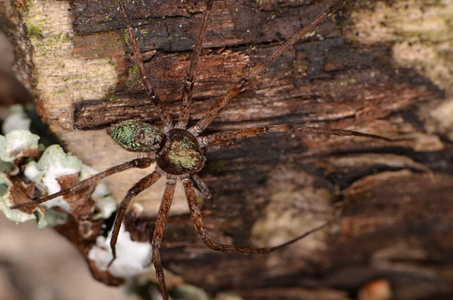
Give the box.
[2,0,453,299]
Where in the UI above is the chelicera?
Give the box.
[11,0,397,298]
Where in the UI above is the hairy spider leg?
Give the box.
[10,158,154,210]
[109,168,163,262]
[177,0,214,129]
[188,0,349,136]
[199,125,396,153]
[181,174,330,254]
[118,0,172,130]
[190,173,212,200]
[150,174,176,300]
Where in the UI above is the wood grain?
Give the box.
[2,0,452,298]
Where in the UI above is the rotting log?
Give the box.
[1,0,453,299]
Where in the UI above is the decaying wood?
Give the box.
[2,0,453,299]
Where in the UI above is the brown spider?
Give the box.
[11,0,398,298]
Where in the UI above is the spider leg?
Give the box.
[177,0,214,129]
[199,124,395,152]
[151,174,176,300]
[118,0,172,129]
[109,169,163,263]
[180,174,328,254]
[189,0,349,135]
[190,173,212,200]
[10,158,154,210]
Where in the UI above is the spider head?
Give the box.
[156,129,205,175]
[107,120,162,152]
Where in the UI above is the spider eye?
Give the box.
[107,120,162,152]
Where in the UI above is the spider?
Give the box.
[10,0,397,298]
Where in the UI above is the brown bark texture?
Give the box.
[1,0,453,299]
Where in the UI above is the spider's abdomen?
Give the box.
[107,120,162,152]
[156,129,205,175]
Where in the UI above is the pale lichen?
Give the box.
[345,0,453,92]
[0,128,116,225]
[345,0,453,141]
[250,165,331,264]
[88,226,152,278]
[24,0,118,131]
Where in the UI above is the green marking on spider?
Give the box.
[156,129,205,175]
[169,136,201,170]
[108,120,162,152]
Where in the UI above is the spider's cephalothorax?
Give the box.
[156,128,205,175]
